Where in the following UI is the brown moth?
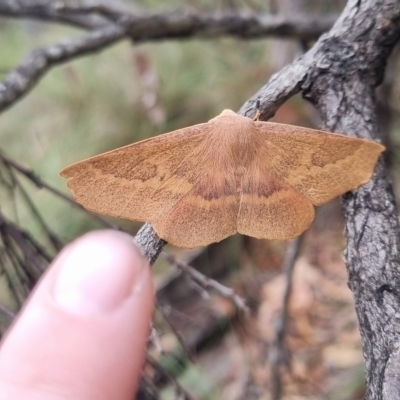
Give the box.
[60,109,385,248]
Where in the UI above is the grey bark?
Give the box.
[0,2,336,40]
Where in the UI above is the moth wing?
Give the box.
[255,121,385,205]
[60,123,210,222]
[152,148,240,248]
[237,163,314,240]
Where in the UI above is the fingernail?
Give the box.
[53,231,148,316]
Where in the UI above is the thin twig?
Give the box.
[269,236,303,400]
[51,2,130,20]
[0,210,48,276]
[0,304,15,320]
[6,165,63,251]
[149,325,165,355]
[162,252,250,315]
[0,151,119,230]
[0,0,107,29]
[155,301,196,364]
[0,244,26,308]
[0,24,128,112]
[239,44,319,119]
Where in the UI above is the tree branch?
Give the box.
[0,1,337,41]
[162,253,250,314]
[0,24,128,112]
[0,0,106,29]
[270,236,303,400]
[239,51,311,119]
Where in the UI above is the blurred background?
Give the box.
[1,0,399,399]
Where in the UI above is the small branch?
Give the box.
[239,40,319,119]
[270,236,303,400]
[155,301,196,364]
[0,304,15,320]
[0,24,128,112]
[149,326,164,355]
[0,246,26,308]
[122,12,336,42]
[0,210,49,276]
[7,166,63,251]
[0,1,105,29]
[162,253,250,314]
[46,2,130,21]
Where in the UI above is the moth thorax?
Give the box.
[227,122,257,163]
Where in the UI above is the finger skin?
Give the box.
[0,230,154,400]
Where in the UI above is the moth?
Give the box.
[61,109,384,248]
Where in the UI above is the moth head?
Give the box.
[208,109,238,122]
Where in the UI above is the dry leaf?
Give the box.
[60,109,384,248]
